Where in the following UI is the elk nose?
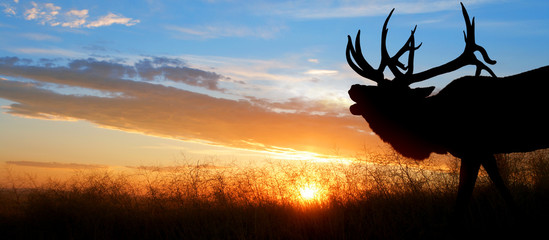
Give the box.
[349,103,364,115]
[348,84,364,102]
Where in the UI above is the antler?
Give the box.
[346,2,496,87]
[407,2,497,84]
[346,8,421,86]
[346,30,386,84]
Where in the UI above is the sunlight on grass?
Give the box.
[1,149,548,239]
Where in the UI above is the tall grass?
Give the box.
[1,150,548,239]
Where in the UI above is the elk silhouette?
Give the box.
[347,3,549,210]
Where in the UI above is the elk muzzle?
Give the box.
[348,84,373,116]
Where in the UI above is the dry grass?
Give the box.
[1,150,548,239]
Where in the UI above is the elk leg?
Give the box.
[481,155,516,208]
[455,158,481,212]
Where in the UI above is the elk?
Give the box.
[347,2,549,210]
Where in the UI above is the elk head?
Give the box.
[348,3,496,115]
[347,3,498,160]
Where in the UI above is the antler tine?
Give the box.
[405,26,422,76]
[404,2,497,85]
[380,9,424,85]
[393,25,422,69]
[392,25,423,84]
[378,8,394,72]
[460,2,497,77]
[346,31,384,83]
[380,9,408,79]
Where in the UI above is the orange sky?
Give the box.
[2,1,548,183]
[0,57,383,183]
[0,58,379,161]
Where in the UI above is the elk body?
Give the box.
[347,3,549,210]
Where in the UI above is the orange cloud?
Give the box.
[6,161,108,169]
[126,164,229,172]
[8,2,139,28]
[0,57,378,158]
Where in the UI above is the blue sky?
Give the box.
[2,1,548,88]
[1,0,548,170]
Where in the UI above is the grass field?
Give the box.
[1,150,548,239]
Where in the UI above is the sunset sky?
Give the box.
[1,0,549,176]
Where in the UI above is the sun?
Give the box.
[299,184,320,201]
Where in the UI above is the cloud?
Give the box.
[62,9,88,28]
[6,160,108,169]
[9,47,83,57]
[1,2,16,15]
[134,57,226,91]
[126,164,230,172]
[6,1,139,28]
[246,96,351,116]
[24,2,60,25]
[172,54,357,109]
[304,69,338,75]
[19,33,61,41]
[0,57,374,157]
[86,12,140,28]
[166,23,286,39]
[258,0,493,19]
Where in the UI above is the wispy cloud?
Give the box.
[1,1,17,16]
[126,164,230,172]
[258,0,493,19]
[86,12,140,28]
[61,9,88,28]
[9,47,83,57]
[304,69,338,75]
[3,1,139,28]
[19,32,61,41]
[23,2,60,24]
[6,160,108,169]
[0,57,372,157]
[177,53,356,106]
[166,23,286,39]
[134,56,227,91]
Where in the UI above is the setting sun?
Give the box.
[299,184,321,201]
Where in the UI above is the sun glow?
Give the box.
[299,184,321,201]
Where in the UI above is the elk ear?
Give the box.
[410,86,435,98]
